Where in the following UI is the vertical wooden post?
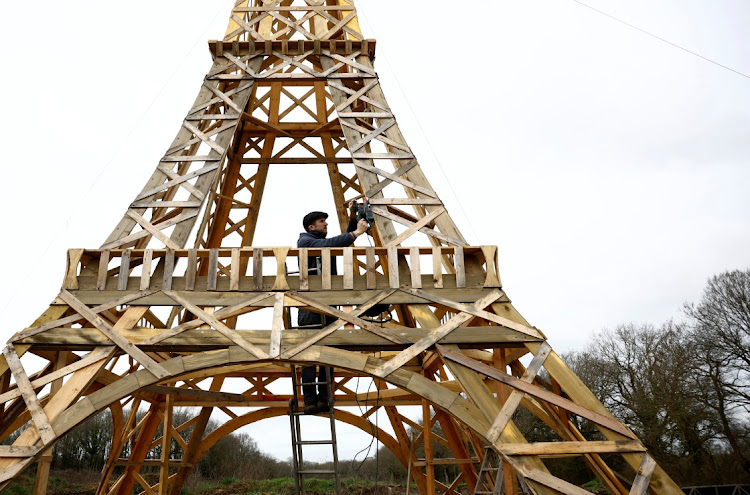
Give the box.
[422,400,435,495]
[160,393,173,495]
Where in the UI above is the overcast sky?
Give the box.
[1,0,749,461]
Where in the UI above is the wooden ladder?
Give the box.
[288,364,341,495]
[474,446,503,495]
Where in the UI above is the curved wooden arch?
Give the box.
[195,407,406,466]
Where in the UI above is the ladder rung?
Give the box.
[290,411,334,416]
[299,381,330,386]
[298,470,336,475]
[297,440,333,445]
[481,467,500,471]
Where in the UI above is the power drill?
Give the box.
[352,198,374,231]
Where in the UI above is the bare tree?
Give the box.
[685,269,750,476]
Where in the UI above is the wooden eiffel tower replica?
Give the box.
[0,2,683,495]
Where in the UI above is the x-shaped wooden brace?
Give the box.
[371,289,506,378]
[164,291,270,359]
[57,290,169,379]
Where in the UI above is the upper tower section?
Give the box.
[223,0,364,42]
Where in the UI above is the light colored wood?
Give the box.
[630,454,657,495]
[366,247,377,288]
[286,291,410,345]
[63,249,84,290]
[162,250,175,291]
[269,293,284,357]
[499,440,645,456]
[207,248,219,290]
[432,246,443,288]
[118,250,130,291]
[453,246,465,288]
[298,248,309,291]
[280,289,397,359]
[57,290,169,379]
[0,446,42,458]
[140,250,153,290]
[402,288,543,339]
[343,248,354,289]
[487,342,551,442]
[438,345,635,438]
[271,247,290,290]
[164,291,269,359]
[409,247,422,288]
[252,248,263,290]
[185,249,197,290]
[480,246,501,287]
[321,248,332,290]
[387,246,399,288]
[386,207,445,248]
[372,290,503,378]
[0,348,113,405]
[230,248,240,290]
[97,250,110,291]
[2,345,56,445]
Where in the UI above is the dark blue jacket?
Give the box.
[297,218,357,275]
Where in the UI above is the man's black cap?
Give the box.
[303,211,328,230]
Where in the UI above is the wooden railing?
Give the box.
[63,246,501,292]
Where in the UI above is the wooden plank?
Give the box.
[141,386,243,402]
[140,292,274,345]
[13,290,158,342]
[164,291,270,359]
[207,248,219,291]
[140,250,153,291]
[253,248,263,290]
[454,246,465,288]
[372,291,504,377]
[2,345,56,445]
[402,289,543,339]
[481,245,501,287]
[518,465,592,495]
[499,440,645,456]
[280,289,399,359]
[0,348,113,406]
[343,248,354,289]
[321,248,332,290]
[286,291,410,345]
[487,343,551,442]
[230,248,240,291]
[409,247,421,288]
[437,345,636,439]
[366,247,376,289]
[385,207,445,248]
[63,249,84,290]
[57,290,169,379]
[630,454,657,495]
[125,211,181,250]
[0,446,42,458]
[162,250,175,291]
[432,246,443,288]
[387,246,399,288]
[118,251,130,291]
[298,249,309,291]
[271,247,290,290]
[269,293,284,358]
[369,198,442,206]
[185,250,197,291]
[96,250,110,291]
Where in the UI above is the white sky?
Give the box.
[0,0,749,461]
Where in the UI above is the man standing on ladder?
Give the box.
[297,203,368,414]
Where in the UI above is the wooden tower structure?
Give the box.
[0,2,683,495]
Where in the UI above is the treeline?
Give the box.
[41,269,750,487]
[560,269,750,485]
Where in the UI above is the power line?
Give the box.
[570,0,750,80]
